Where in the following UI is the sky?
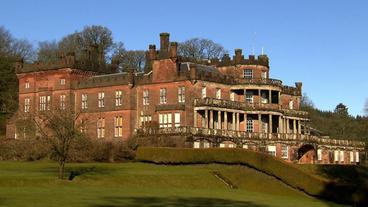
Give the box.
[1,0,367,116]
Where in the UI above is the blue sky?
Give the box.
[1,0,367,116]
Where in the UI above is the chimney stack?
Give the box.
[148,44,157,60]
[234,49,244,64]
[160,32,170,53]
[169,42,178,58]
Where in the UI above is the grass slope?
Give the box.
[0,161,344,207]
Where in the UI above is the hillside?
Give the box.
[0,161,345,207]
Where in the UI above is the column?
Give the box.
[232,112,236,130]
[269,90,272,104]
[224,111,228,130]
[218,111,222,129]
[258,114,262,133]
[258,89,261,105]
[209,110,213,129]
[194,110,197,127]
[286,118,289,133]
[278,116,283,133]
[205,110,208,128]
[293,119,297,134]
[244,89,247,102]
[244,113,247,131]
[278,91,281,105]
[269,114,273,134]
[298,120,301,134]
[236,113,240,131]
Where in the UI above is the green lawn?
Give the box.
[0,161,346,207]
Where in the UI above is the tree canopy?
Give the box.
[177,38,227,61]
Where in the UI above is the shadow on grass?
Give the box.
[91,196,270,207]
[317,165,368,206]
[41,165,117,180]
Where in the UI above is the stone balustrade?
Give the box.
[135,126,365,148]
[193,97,308,118]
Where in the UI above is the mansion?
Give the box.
[6,33,365,164]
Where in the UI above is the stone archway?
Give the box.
[297,144,317,164]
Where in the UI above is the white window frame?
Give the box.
[46,95,51,110]
[246,118,253,132]
[174,113,180,127]
[281,145,288,159]
[350,151,354,162]
[242,144,248,149]
[39,96,46,111]
[114,116,123,137]
[60,78,66,85]
[194,141,200,148]
[289,100,294,110]
[24,98,30,112]
[143,90,149,106]
[159,88,167,104]
[230,91,235,101]
[60,94,66,110]
[243,69,253,79]
[267,145,276,157]
[334,150,339,162]
[201,86,206,98]
[245,91,253,103]
[115,90,123,106]
[261,71,267,79]
[98,92,105,108]
[81,94,88,109]
[178,86,185,103]
[159,113,172,128]
[356,152,359,162]
[339,150,344,162]
[25,81,30,89]
[317,149,322,161]
[97,118,105,138]
[216,88,221,99]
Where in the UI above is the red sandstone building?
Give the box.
[6,33,364,164]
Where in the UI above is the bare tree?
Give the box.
[365,99,368,115]
[178,38,227,60]
[37,41,59,63]
[33,109,82,179]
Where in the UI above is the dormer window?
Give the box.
[60,78,66,85]
[25,81,30,89]
[243,69,253,79]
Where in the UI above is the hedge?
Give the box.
[136,147,361,204]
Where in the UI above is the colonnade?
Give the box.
[194,109,305,134]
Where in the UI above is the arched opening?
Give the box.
[297,144,316,164]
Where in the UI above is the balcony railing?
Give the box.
[135,126,365,148]
[234,78,283,87]
[194,97,308,118]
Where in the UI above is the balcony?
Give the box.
[135,126,365,148]
[194,98,308,118]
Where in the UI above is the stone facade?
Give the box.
[6,33,365,164]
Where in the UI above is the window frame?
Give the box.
[216,88,221,99]
[243,69,253,79]
[98,92,105,108]
[115,90,123,106]
[159,88,167,104]
[178,86,185,103]
[143,90,149,106]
